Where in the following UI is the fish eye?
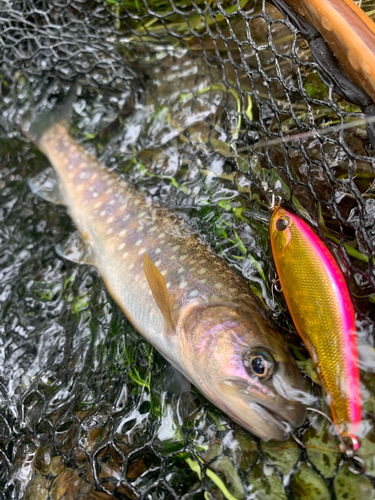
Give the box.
[244,350,275,380]
[276,216,290,232]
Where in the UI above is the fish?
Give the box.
[281,0,375,103]
[270,206,361,449]
[20,101,307,442]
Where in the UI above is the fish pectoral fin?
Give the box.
[143,253,175,330]
[56,231,95,267]
[28,167,65,206]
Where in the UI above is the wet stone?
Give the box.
[333,464,375,500]
[356,434,375,476]
[209,456,245,499]
[260,437,299,476]
[289,463,330,500]
[34,447,52,475]
[47,456,66,476]
[303,423,341,478]
[203,439,245,499]
[50,468,113,500]
[248,462,287,500]
[24,473,51,500]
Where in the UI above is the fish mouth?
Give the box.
[249,402,292,440]
[219,377,307,439]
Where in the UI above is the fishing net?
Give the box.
[1,0,375,498]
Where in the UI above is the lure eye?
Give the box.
[244,350,275,380]
[276,216,290,232]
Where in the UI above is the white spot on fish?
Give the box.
[179,281,188,289]
[189,290,199,297]
[100,210,106,217]
[119,229,127,237]
[189,260,196,265]
[135,239,142,246]
[109,199,115,205]
[180,255,188,261]
[118,243,126,250]
[154,260,162,267]
[128,263,135,270]
[155,248,161,254]
[138,248,146,255]
[94,201,102,209]
[134,199,141,206]
[229,288,236,293]
[177,268,184,274]
[166,282,171,289]
[93,192,99,198]
[138,211,146,218]
[106,188,113,195]
[68,172,75,180]
[79,171,89,179]
[107,216,114,224]
[91,173,98,181]
[161,269,168,276]
[106,228,113,235]
[215,283,224,290]
[77,184,85,192]
[122,252,129,259]
[158,233,165,239]
[172,245,180,251]
[149,226,156,233]
[123,215,131,221]
[200,279,207,284]
[198,268,206,274]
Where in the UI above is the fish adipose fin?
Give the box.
[143,253,175,330]
[20,88,77,151]
[56,231,95,267]
[28,167,65,206]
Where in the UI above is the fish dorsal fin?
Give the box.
[28,167,65,206]
[56,231,95,267]
[143,253,174,330]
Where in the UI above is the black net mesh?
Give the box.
[1,1,375,499]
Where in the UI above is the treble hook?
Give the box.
[305,407,366,475]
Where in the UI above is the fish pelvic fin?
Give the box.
[19,87,77,150]
[143,253,175,330]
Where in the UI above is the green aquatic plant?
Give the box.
[107,0,253,37]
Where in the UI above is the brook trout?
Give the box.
[270,206,361,449]
[21,105,307,441]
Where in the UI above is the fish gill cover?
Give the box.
[1,0,375,499]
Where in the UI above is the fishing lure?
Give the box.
[270,206,362,454]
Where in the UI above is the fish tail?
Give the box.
[19,88,76,150]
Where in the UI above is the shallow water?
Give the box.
[1,1,375,499]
